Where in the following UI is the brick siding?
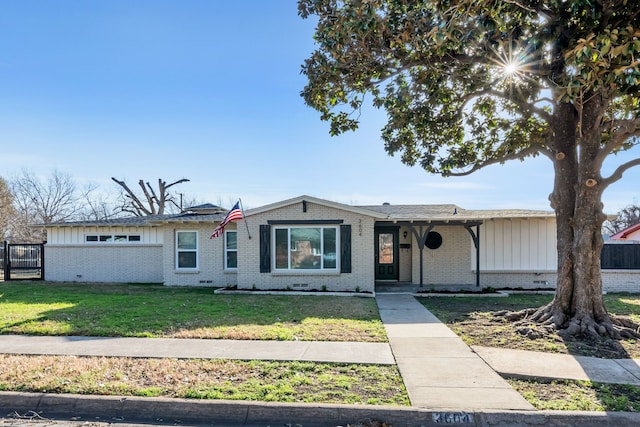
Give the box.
[45,245,163,283]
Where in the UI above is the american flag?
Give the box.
[210,201,243,238]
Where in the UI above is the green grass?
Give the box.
[0,354,409,406]
[0,282,386,341]
[508,378,640,411]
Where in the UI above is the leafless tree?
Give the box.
[10,170,82,242]
[604,203,640,236]
[0,176,16,240]
[78,182,122,221]
[112,177,190,216]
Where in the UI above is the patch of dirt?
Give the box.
[451,311,640,359]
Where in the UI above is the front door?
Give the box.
[375,228,399,280]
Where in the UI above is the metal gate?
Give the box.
[2,241,45,281]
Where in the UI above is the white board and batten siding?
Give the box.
[475,218,557,272]
[46,226,163,245]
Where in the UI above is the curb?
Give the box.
[3,392,640,427]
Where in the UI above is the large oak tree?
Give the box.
[299,0,640,338]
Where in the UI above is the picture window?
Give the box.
[274,226,338,271]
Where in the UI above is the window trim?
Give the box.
[224,230,238,271]
[176,230,198,270]
[272,225,339,272]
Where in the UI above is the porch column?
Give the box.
[464,224,481,287]
[409,224,434,287]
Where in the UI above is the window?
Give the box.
[274,226,338,270]
[176,231,198,269]
[225,230,237,270]
[85,234,141,243]
[426,231,443,250]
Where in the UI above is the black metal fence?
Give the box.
[601,243,640,270]
[1,241,45,281]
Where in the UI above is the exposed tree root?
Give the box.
[611,316,640,339]
[492,304,640,343]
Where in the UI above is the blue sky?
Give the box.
[0,1,638,213]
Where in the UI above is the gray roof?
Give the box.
[359,204,462,219]
[184,203,227,214]
[42,198,554,228]
[44,211,228,228]
[359,204,554,221]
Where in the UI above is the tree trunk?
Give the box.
[547,93,617,338]
[548,102,579,329]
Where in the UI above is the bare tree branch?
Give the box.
[10,170,82,242]
[111,177,190,216]
[601,157,640,189]
[447,144,551,177]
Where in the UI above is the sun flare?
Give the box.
[503,61,520,76]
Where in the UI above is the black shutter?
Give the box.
[340,224,351,273]
[259,224,271,273]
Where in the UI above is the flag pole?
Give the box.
[239,198,251,239]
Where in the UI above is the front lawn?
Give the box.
[0,282,407,406]
[0,282,386,342]
[0,354,409,406]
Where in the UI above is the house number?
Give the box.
[432,412,474,424]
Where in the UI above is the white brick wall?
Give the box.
[237,201,376,293]
[474,271,639,293]
[602,271,640,293]
[161,224,238,287]
[411,226,476,285]
[45,245,163,283]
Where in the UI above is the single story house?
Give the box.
[41,195,639,293]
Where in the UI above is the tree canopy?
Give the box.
[300,0,640,339]
[300,0,639,178]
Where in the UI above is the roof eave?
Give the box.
[245,195,389,219]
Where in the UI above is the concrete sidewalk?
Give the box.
[0,335,394,365]
[473,345,640,385]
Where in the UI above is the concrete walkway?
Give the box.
[376,293,534,410]
[2,293,640,413]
